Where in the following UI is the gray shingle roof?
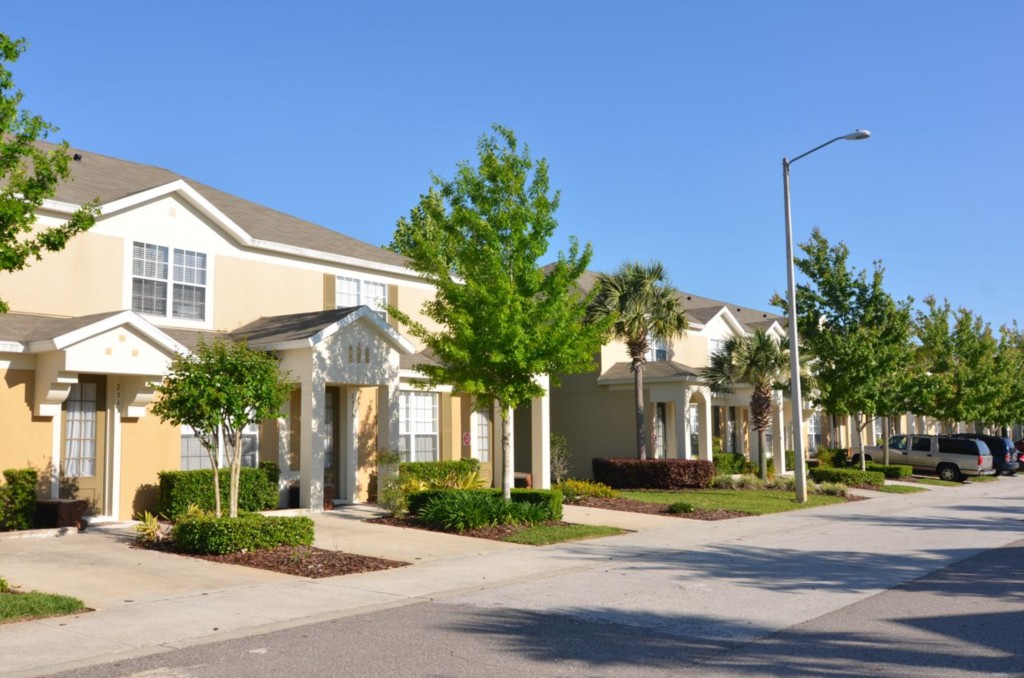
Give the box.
[229,308,360,345]
[41,142,409,269]
[0,311,123,342]
[597,360,702,384]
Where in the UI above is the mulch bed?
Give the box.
[133,541,408,579]
[572,496,751,520]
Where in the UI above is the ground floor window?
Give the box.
[689,404,699,455]
[807,412,821,453]
[653,403,666,459]
[180,425,258,470]
[473,405,491,463]
[399,390,438,462]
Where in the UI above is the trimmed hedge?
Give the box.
[592,458,715,490]
[407,488,562,521]
[172,514,314,554]
[867,462,913,479]
[809,467,885,487]
[158,464,279,517]
[399,459,480,485]
[0,468,39,531]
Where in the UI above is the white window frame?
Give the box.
[472,404,492,464]
[335,275,388,319]
[708,337,726,360]
[64,382,98,477]
[130,241,211,326]
[398,390,439,462]
[646,334,669,362]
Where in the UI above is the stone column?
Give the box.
[530,374,551,489]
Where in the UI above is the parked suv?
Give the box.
[856,435,995,481]
[951,434,1019,476]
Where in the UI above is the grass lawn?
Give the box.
[503,523,624,545]
[0,591,85,624]
[619,489,846,515]
[875,484,929,494]
[912,477,962,487]
[970,475,1000,483]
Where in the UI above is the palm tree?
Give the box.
[701,328,792,481]
[587,261,688,459]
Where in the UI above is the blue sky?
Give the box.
[5,1,1022,330]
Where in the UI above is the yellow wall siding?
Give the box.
[118,407,180,521]
[214,256,323,330]
[392,286,445,352]
[0,368,55,497]
[355,386,378,502]
[0,232,124,317]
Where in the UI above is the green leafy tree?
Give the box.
[910,298,999,432]
[388,125,606,499]
[993,323,1024,432]
[701,328,792,480]
[775,228,914,467]
[1,33,98,312]
[586,261,688,459]
[153,339,295,517]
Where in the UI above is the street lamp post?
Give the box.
[783,130,870,503]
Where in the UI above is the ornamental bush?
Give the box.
[809,467,885,488]
[0,468,39,531]
[418,491,551,532]
[399,459,480,486]
[407,488,562,521]
[713,452,755,475]
[867,462,913,479]
[814,448,849,468]
[556,479,619,503]
[171,514,314,554]
[157,464,279,518]
[592,458,715,490]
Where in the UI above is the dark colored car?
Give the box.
[1016,439,1024,456]
[952,434,1019,476]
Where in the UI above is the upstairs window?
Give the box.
[336,276,388,319]
[646,335,669,362]
[132,242,207,321]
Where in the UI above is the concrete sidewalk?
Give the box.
[1,478,1021,677]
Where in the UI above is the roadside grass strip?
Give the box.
[618,489,846,515]
[874,484,929,494]
[503,524,624,545]
[912,477,965,487]
[0,590,86,624]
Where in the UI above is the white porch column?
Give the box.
[771,391,786,473]
[674,389,691,459]
[342,387,360,504]
[696,387,713,462]
[299,367,326,511]
[530,374,551,489]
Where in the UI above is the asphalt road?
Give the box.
[50,537,1024,678]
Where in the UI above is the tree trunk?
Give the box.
[634,360,647,460]
[229,430,243,518]
[883,416,891,465]
[500,405,512,500]
[757,428,768,481]
[854,412,867,471]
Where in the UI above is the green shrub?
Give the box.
[400,459,480,486]
[172,514,314,554]
[667,501,694,514]
[765,450,797,475]
[407,488,562,521]
[418,491,551,532]
[710,474,739,489]
[134,511,170,543]
[556,479,619,503]
[812,482,850,497]
[713,452,755,475]
[814,448,849,468]
[735,474,766,490]
[592,458,715,490]
[867,462,913,479]
[0,468,39,531]
[809,467,884,488]
[157,464,279,517]
[766,475,796,491]
[550,432,572,484]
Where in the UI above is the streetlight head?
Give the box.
[843,130,871,141]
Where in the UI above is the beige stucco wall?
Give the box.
[0,231,124,317]
[392,285,445,352]
[355,386,378,502]
[0,366,55,497]
[215,256,323,331]
[118,405,180,521]
[550,372,637,479]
